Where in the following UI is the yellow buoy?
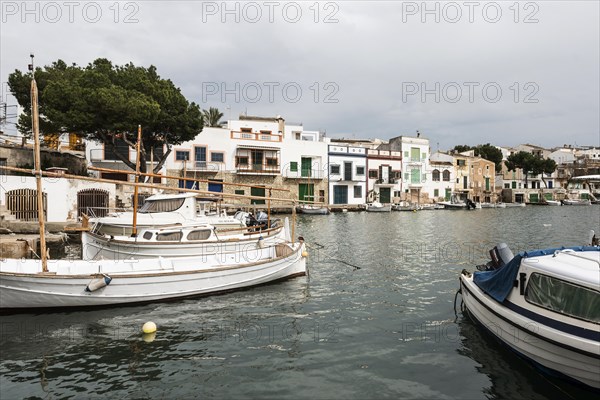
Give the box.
[142,321,157,334]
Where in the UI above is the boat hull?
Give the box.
[0,243,306,309]
[460,275,600,389]
[297,206,330,215]
[82,227,286,260]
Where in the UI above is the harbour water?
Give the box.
[1,206,599,399]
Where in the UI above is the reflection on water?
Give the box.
[1,206,599,398]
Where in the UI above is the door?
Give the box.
[253,151,264,171]
[194,147,207,168]
[529,193,539,203]
[411,168,420,184]
[250,186,265,204]
[344,162,352,181]
[333,185,348,204]
[445,188,451,201]
[179,179,198,189]
[77,188,109,218]
[298,183,315,202]
[379,187,391,203]
[463,176,468,189]
[301,157,312,178]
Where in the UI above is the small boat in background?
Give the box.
[504,202,526,208]
[544,200,561,206]
[480,202,495,208]
[366,202,391,212]
[297,204,330,215]
[392,201,419,211]
[563,199,592,206]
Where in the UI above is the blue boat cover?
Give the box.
[472,246,600,303]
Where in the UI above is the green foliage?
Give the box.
[8,58,203,174]
[453,143,503,173]
[202,107,224,127]
[505,151,557,187]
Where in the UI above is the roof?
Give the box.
[236,145,281,150]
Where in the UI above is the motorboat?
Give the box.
[458,239,600,389]
[365,202,391,212]
[85,193,248,237]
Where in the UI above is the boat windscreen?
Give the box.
[139,198,185,213]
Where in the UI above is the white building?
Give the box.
[377,134,433,202]
[327,144,367,205]
[429,152,455,201]
[366,149,402,204]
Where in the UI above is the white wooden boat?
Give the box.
[544,200,561,206]
[563,199,592,206]
[366,202,391,212]
[459,243,600,389]
[495,202,507,208]
[392,201,419,211]
[297,204,330,215]
[420,203,444,211]
[504,202,526,208]
[0,238,307,310]
[480,202,495,208]
[82,221,286,260]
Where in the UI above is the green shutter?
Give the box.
[290,162,298,172]
[301,157,312,178]
[411,147,420,161]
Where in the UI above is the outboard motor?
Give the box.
[477,243,514,271]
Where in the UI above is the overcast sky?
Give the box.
[1,1,598,150]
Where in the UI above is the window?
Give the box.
[356,166,365,175]
[422,152,426,160]
[404,151,409,157]
[354,186,362,198]
[187,230,212,241]
[504,183,510,189]
[434,189,439,197]
[432,169,440,181]
[526,273,600,323]
[235,189,245,195]
[442,170,449,181]
[241,127,252,132]
[157,231,183,242]
[404,172,409,181]
[369,170,378,179]
[236,156,249,166]
[194,147,207,162]
[139,198,185,213]
[457,159,466,166]
[266,158,278,167]
[290,162,298,172]
[175,150,190,161]
[411,147,420,161]
[394,191,402,197]
[211,152,224,162]
[330,165,340,174]
[0,158,6,175]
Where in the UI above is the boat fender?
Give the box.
[257,236,265,249]
[85,275,112,292]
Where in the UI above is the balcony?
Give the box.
[283,169,324,180]
[236,164,280,176]
[375,178,398,187]
[181,161,222,173]
[231,131,282,142]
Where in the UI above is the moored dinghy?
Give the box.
[458,239,600,389]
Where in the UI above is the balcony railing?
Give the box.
[180,161,222,172]
[231,131,282,142]
[236,164,280,175]
[283,169,324,179]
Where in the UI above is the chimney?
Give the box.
[416,130,420,138]
[277,115,285,138]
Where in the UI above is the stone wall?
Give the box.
[0,144,87,175]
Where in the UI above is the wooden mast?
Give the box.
[30,55,48,272]
[131,125,142,237]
